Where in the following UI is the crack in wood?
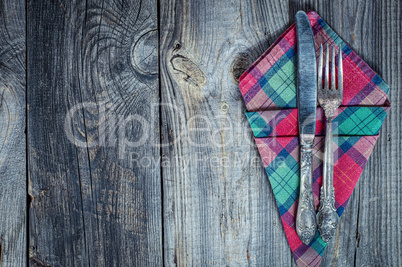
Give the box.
[30,255,51,267]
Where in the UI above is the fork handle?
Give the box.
[296,143,317,245]
[317,118,339,242]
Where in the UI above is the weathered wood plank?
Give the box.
[0,0,26,266]
[353,0,401,265]
[27,0,162,266]
[160,0,294,265]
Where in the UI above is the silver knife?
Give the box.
[295,10,317,245]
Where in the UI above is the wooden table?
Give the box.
[0,0,400,266]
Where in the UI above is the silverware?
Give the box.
[316,44,343,243]
[295,11,318,245]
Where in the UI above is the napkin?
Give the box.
[238,11,390,267]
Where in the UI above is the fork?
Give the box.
[316,44,343,243]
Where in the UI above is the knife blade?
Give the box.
[295,10,317,245]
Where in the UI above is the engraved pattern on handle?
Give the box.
[316,118,339,243]
[296,143,317,245]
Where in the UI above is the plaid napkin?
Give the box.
[239,11,390,267]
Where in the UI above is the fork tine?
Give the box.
[338,46,343,94]
[318,44,323,90]
[325,44,329,90]
[331,45,336,90]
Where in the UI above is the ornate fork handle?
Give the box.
[316,115,339,242]
[296,142,317,245]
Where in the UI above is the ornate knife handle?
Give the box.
[316,118,339,243]
[296,143,317,245]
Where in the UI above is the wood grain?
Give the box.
[353,0,401,266]
[0,0,26,266]
[27,0,162,266]
[159,0,293,265]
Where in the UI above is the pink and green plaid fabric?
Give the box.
[238,11,390,267]
[245,105,389,138]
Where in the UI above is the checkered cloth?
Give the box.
[238,11,390,267]
[246,106,388,137]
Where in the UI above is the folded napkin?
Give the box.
[239,11,390,267]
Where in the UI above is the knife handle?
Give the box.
[296,143,317,245]
[316,118,339,243]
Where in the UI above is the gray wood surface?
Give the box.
[352,0,401,266]
[27,0,161,266]
[0,0,26,266]
[159,0,293,266]
[0,0,400,266]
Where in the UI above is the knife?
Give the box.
[295,10,317,245]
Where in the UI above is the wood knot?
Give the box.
[230,53,253,84]
[130,29,158,75]
[173,41,182,51]
[220,102,229,114]
[170,55,206,87]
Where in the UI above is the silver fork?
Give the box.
[316,44,343,243]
